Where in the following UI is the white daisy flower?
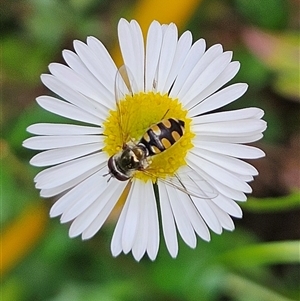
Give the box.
[23,19,266,261]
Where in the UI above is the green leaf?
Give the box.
[48,281,146,301]
[26,0,75,46]
[242,192,300,212]
[0,140,37,225]
[0,277,24,301]
[234,0,290,30]
[26,0,105,44]
[224,273,297,301]
[218,241,300,268]
[1,38,55,85]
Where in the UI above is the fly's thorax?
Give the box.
[120,145,146,169]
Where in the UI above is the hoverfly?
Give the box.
[106,65,217,199]
[108,117,185,181]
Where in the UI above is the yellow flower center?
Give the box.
[103,92,194,182]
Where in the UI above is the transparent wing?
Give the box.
[114,65,138,145]
[144,164,218,199]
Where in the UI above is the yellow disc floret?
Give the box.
[103,92,194,182]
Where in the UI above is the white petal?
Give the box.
[132,183,149,261]
[166,185,197,248]
[118,19,144,92]
[121,180,141,254]
[114,65,134,100]
[23,135,103,150]
[191,148,258,176]
[186,155,247,201]
[158,182,178,258]
[162,30,192,93]
[81,181,128,240]
[193,132,264,144]
[177,190,210,241]
[170,38,206,97]
[188,153,252,193]
[189,83,248,116]
[208,202,235,231]
[41,74,109,118]
[192,198,222,234]
[156,23,178,92]
[182,51,233,106]
[30,143,102,167]
[145,182,160,261]
[211,194,243,218]
[132,182,149,261]
[192,107,265,124]
[27,123,102,136]
[68,179,126,238]
[45,165,101,200]
[172,165,217,199]
[192,141,265,159]
[87,36,118,88]
[73,40,115,99]
[111,183,132,257]
[132,181,160,261]
[34,152,107,189]
[176,44,224,101]
[48,63,111,106]
[192,119,267,136]
[213,181,247,201]
[238,174,254,182]
[129,20,145,91]
[49,165,105,217]
[145,20,163,92]
[186,61,241,109]
[62,49,114,106]
[36,96,101,126]
[59,169,109,223]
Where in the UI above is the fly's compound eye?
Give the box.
[107,156,130,181]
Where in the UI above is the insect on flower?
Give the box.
[23,19,266,261]
[106,65,216,199]
[107,116,185,181]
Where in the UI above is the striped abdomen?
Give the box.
[138,118,185,156]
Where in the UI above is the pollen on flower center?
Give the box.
[103,92,195,182]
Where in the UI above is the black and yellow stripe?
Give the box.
[139,118,185,156]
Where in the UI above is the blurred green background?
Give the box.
[1,0,300,300]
